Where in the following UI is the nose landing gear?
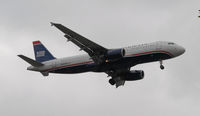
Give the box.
[159,60,164,70]
[160,65,164,70]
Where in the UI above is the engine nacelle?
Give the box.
[124,70,144,81]
[106,49,125,61]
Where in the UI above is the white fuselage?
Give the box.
[28,41,185,73]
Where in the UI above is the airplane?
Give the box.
[18,22,185,88]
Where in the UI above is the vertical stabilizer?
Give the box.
[33,41,55,62]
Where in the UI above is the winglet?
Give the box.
[50,22,55,26]
[18,55,44,67]
[50,22,58,26]
[50,22,62,27]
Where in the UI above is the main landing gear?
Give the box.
[109,79,116,85]
[159,60,164,70]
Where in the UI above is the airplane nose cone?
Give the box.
[176,46,185,56]
[179,46,185,54]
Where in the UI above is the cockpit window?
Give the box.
[168,42,175,45]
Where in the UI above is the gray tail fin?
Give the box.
[18,55,44,67]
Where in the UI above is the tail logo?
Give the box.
[36,51,45,57]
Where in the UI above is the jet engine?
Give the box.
[124,70,144,81]
[106,49,125,61]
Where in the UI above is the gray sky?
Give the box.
[1,0,200,116]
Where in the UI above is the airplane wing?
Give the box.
[51,22,108,64]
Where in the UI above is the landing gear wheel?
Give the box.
[159,60,164,70]
[160,65,164,70]
[109,79,116,85]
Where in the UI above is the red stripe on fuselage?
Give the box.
[125,50,174,57]
[42,50,173,72]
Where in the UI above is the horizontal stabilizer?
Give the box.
[18,55,44,67]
